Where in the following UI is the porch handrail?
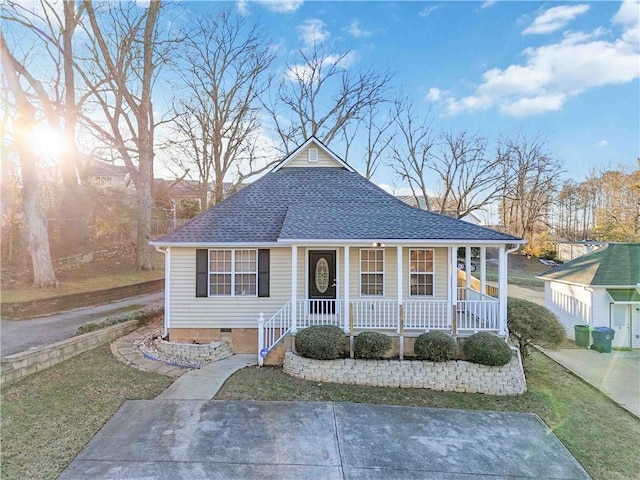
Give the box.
[403,299,451,331]
[351,299,397,329]
[257,301,292,366]
[296,299,344,328]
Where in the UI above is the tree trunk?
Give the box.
[136,149,154,271]
[19,114,58,287]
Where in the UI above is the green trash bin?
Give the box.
[574,325,590,347]
[591,327,615,353]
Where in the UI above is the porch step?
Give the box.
[264,338,290,366]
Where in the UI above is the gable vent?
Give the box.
[308,148,318,163]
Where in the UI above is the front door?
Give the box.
[611,304,631,348]
[308,250,336,314]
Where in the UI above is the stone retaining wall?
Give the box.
[0,279,164,319]
[283,350,526,396]
[1,320,140,386]
[153,339,232,363]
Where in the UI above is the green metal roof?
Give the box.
[607,289,640,302]
[540,243,640,286]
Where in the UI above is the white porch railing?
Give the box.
[351,300,398,329]
[257,301,292,366]
[258,291,500,364]
[404,300,451,330]
[296,299,344,327]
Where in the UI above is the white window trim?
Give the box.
[409,248,435,298]
[360,248,385,297]
[208,249,258,297]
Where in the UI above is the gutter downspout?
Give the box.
[154,246,170,338]
[503,244,520,339]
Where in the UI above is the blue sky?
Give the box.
[183,0,639,190]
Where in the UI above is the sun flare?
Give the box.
[29,124,66,158]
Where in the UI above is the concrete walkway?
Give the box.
[540,347,640,418]
[156,354,257,400]
[60,401,591,480]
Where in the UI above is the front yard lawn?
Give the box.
[217,351,640,480]
[0,345,172,480]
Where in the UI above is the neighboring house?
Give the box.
[397,195,485,225]
[86,160,130,189]
[539,243,640,349]
[555,240,607,263]
[150,137,523,362]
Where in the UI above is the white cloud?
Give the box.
[236,0,249,16]
[297,18,329,47]
[433,2,640,117]
[596,140,609,147]
[419,5,440,17]
[378,184,416,197]
[345,19,372,38]
[286,51,357,84]
[523,4,590,35]
[481,1,497,9]
[614,0,640,44]
[427,88,442,101]
[237,0,303,16]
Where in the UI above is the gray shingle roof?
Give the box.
[153,167,521,244]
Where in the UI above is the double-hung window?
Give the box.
[209,249,257,296]
[360,249,384,296]
[409,249,434,296]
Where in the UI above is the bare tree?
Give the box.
[432,130,509,218]
[388,99,434,211]
[263,42,392,158]
[2,1,88,245]
[498,133,563,241]
[168,10,276,207]
[1,33,57,287]
[79,1,165,270]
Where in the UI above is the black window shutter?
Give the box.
[258,249,270,297]
[195,249,208,297]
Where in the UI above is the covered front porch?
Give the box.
[258,243,516,364]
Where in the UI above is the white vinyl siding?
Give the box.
[409,249,434,297]
[284,145,342,168]
[544,281,593,338]
[360,249,384,296]
[169,247,291,329]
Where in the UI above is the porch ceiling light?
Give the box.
[372,242,385,247]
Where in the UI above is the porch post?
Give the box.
[344,245,350,333]
[397,245,403,333]
[480,246,487,295]
[465,246,472,290]
[291,245,298,333]
[498,245,507,336]
[449,246,456,332]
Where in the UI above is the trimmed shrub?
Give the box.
[295,325,345,360]
[75,307,163,336]
[507,297,565,360]
[414,331,457,362]
[463,332,512,367]
[354,331,392,359]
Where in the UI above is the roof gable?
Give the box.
[271,137,354,172]
[540,243,640,286]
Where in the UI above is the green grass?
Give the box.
[1,254,164,304]
[217,351,640,480]
[0,345,173,480]
[475,255,548,288]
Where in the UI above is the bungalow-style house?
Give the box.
[539,243,640,349]
[150,137,523,363]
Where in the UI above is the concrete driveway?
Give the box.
[60,400,591,480]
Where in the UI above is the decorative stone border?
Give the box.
[283,349,526,396]
[143,338,233,368]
